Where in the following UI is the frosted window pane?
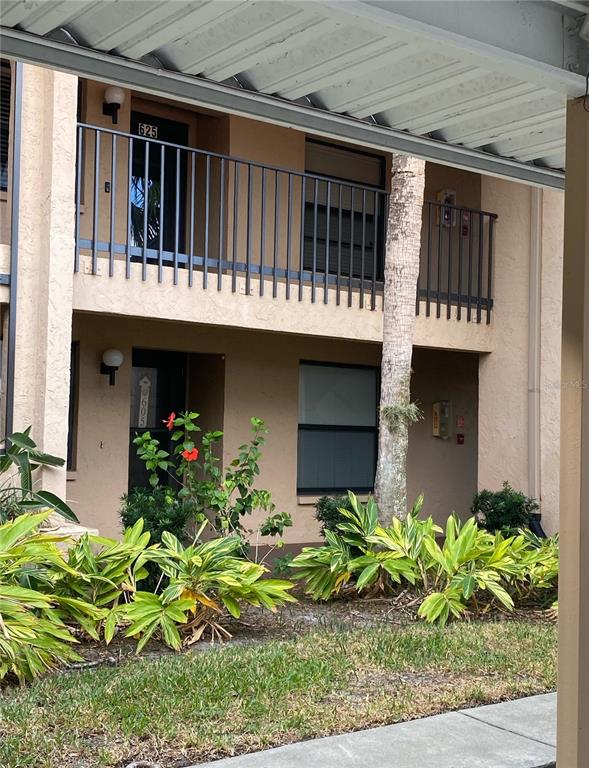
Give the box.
[299,364,377,426]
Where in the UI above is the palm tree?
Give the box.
[374,155,425,525]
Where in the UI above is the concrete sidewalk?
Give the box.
[195,693,556,768]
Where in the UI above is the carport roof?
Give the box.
[1,0,588,188]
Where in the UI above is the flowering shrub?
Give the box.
[133,411,292,541]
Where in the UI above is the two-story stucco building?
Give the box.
[4,3,589,764]
[0,2,581,547]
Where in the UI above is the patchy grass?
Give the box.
[0,620,556,768]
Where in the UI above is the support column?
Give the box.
[11,64,77,498]
[557,97,589,767]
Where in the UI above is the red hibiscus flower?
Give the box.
[181,447,199,462]
[163,412,176,431]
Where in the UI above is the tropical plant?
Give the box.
[131,528,296,647]
[471,482,539,534]
[291,493,558,626]
[0,428,77,523]
[120,486,191,589]
[54,519,157,641]
[374,154,426,526]
[0,513,89,683]
[133,411,292,540]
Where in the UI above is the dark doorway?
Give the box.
[128,348,187,491]
[130,112,189,254]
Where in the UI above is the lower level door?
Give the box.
[128,348,187,491]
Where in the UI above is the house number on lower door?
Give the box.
[138,123,158,139]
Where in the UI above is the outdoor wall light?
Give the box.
[102,86,125,124]
[101,349,124,386]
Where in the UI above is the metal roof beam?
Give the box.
[0,26,565,190]
[315,0,587,97]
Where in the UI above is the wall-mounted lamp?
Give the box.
[102,86,125,124]
[100,349,124,386]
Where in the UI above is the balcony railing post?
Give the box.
[204,153,211,290]
[126,136,133,279]
[337,185,342,306]
[260,167,266,297]
[467,210,474,322]
[457,208,464,321]
[75,126,83,274]
[92,128,100,276]
[189,151,195,288]
[477,211,484,323]
[218,157,225,292]
[487,216,494,324]
[109,133,116,278]
[325,181,331,305]
[273,170,280,299]
[173,147,180,285]
[372,191,378,311]
[142,139,149,282]
[299,176,305,302]
[158,144,165,284]
[232,161,239,293]
[426,202,432,316]
[348,186,355,308]
[447,208,453,320]
[286,173,292,300]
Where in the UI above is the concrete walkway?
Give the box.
[195,693,556,768]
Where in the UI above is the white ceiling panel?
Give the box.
[1,0,587,186]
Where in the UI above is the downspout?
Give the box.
[5,61,23,439]
[528,187,546,537]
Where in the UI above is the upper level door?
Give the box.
[130,111,189,255]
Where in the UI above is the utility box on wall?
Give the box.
[432,401,452,440]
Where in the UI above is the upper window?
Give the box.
[0,60,11,192]
[297,362,378,494]
[303,140,386,282]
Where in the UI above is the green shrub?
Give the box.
[291,492,559,626]
[0,428,76,524]
[471,482,539,534]
[120,487,191,589]
[134,411,292,540]
[314,495,355,536]
[0,513,100,683]
[0,513,297,683]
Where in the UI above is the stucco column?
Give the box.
[557,97,589,768]
[478,177,530,496]
[11,64,77,498]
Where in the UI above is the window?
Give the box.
[303,141,386,282]
[0,60,11,192]
[297,362,378,494]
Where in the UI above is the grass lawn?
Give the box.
[0,618,556,768]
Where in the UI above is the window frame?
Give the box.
[297,360,380,496]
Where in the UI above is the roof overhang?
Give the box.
[2,0,588,190]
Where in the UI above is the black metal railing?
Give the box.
[74,123,495,322]
[416,200,496,324]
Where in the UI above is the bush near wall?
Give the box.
[292,493,558,627]
[471,482,540,535]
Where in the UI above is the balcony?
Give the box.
[75,124,496,324]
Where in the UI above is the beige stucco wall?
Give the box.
[69,313,479,540]
[10,64,77,497]
[478,176,563,534]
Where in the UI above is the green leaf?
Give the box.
[35,491,78,522]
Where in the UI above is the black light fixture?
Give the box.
[100,349,124,386]
[102,85,125,124]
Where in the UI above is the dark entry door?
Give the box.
[128,348,187,491]
[130,112,189,255]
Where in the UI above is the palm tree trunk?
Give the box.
[374,154,425,526]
